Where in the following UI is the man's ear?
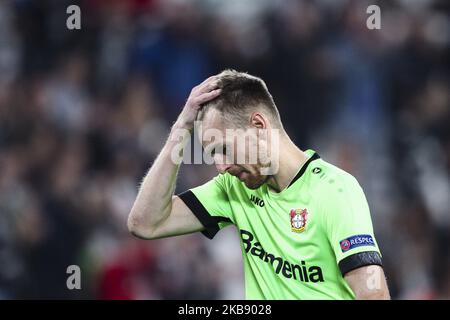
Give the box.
[250,112,268,129]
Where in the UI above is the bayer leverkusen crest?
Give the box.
[290,208,308,233]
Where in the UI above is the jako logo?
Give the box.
[250,195,265,207]
[240,229,324,283]
[340,234,375,252]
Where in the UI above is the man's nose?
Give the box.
[215,162,232,174]
[214,154,232,174]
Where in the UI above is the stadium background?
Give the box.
[0,0,449,299]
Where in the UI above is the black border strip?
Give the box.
[338,251,383,276]
[0,300,436,315]
[177,190,231,239]
[287,152,321,188]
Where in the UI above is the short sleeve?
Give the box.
[321,174,383,276]
[177,174,234,239]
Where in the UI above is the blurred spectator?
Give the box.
[0,0,449,299]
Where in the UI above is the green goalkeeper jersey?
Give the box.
[178,149,383,299]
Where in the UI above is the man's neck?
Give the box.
[266,137,308,193]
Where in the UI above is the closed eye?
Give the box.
[208,144,227,157]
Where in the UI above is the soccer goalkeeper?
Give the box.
[127,70,390,299]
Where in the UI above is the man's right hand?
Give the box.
[174,76,221,131]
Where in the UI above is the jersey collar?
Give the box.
[286,150,321,189]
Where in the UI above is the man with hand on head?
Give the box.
[128,69,390,300]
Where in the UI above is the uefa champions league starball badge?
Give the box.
[290,208,308,233]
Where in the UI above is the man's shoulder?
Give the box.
[309,158,361,195]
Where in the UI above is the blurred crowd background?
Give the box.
[0,0,449,299]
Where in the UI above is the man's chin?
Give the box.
[243,177,267,190]
[244,182,261,190]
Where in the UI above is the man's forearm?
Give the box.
[127,75,220,238]
[127,125,190,238]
